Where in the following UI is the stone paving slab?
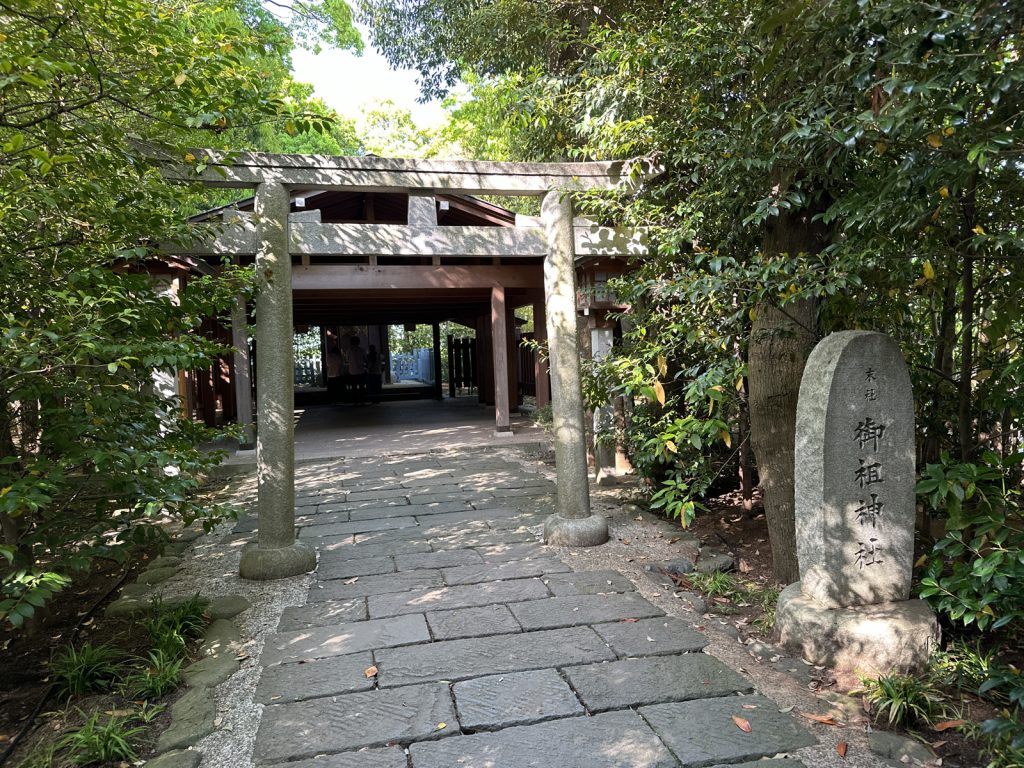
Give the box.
[426,529,537,549]
[544,569,636,595]
[317,554,396,581]
[368,577,551,618]
[409,709,679,768]
[509,592,664,631]
[254,682,456,764]
[425,603,522,640]
[264,746,408,768]
[346,487,413,502]
[374,626,615,687]
[564,653,754,712]
[394,548,483,571]
[318,500,409,515]
[592,616,709,658]
[453,669,584,730]
[296,510,350,527]
[355,527,441,546]
[475,542,549,562]
[300,516,418,539]
[317,537,431,558]
[441,557,571,586]
[278,598,367,632]
[359,501,473,520]
[407,492,483,505]
[261,614,429,666]
[255,651,375,703]
[639,695,816,767]
[418,519,491,539]
[308,569,443,602]
[489,513,549,531]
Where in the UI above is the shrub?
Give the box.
[49,643,122,699]
[916,452,1024,632]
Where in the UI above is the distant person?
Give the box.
[325,342,344,404]
[366,344,382,403]
[346,336,366,404]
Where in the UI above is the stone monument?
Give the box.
[775,331,939,675]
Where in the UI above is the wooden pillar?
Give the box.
[432,322,443,400]
[533,297,550,408]
[446,334,456,398]
[506,304,519,413]
[478,315,494,405]
[491,286,511,432]
[239,181,315,580]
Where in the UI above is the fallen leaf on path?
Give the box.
[668,537,680,544]
[931,740,947,749]
[934,720,967,732]
[798,711,838,725]
[837,741,848,758]
[436,722,447,730]
[732,715,752,733]
[738,559,752,573]
[343,577,359,584]
[364,665,378,678]
[620,618,639,623]
[741,704,759,710]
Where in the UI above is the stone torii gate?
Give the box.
[164,150,648,580]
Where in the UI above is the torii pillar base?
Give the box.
[239,541,316,581]
[544,513,609,548]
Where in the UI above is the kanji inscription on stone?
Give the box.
[794,331,915,609]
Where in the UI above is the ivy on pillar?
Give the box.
[239,181,316,580]
[541,189,608,547]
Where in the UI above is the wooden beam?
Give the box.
[157,148,657,194]
[291,265,541,291]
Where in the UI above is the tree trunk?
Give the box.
[747,194,828,585]
[748,299,818,584]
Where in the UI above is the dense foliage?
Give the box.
[360,0,1024,756]
[0,0,357,627]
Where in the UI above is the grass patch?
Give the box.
[58,710,146,766]
[855,672,948,727]
[124,650,183,700]
[143,593,208,659]
[49,643,122,699]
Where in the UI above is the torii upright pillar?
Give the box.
[541,190,608,546]
[239,181,316,580]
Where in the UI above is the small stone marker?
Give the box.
[795,330,915,608]
[777,331,939,675]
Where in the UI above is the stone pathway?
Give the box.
[241,451,816,768]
